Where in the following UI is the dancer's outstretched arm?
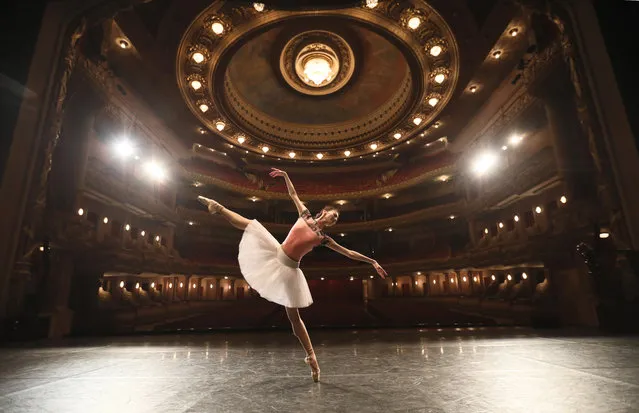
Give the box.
[323,237,388,279]
[269,168,306,215]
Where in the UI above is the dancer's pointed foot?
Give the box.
[304,354,320,382]
[197,196,223,214]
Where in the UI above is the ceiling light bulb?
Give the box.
[408,17,421,30]
[237,136,246,144]
[191,80,202,90]
[449,215,455,220]
[434,73,446,84]
[428,97,439,107]
[120,281,125,288]
[141,230,146,237]
[370,143,378,150]
[103,217,109,224]
[560,195,567,204]
[343,150,351,157]
[262,146,269,153]
[253,2,265,11]
[599,232,610,239]
[433,280,437,284]
[493,51,502,59]
[499,222,504,229]
[535,206,542,214]
[514,215,519,222]
[484,228,489,234]
[502,145,508,151]
[199,104,209,113]
[215,121,225,131]
[77,208,84,216]
[491,275,496,281]
[393,133,402,139]
[470,86,478,93]
[430,45,442,56]
[413,117,423,125]
[522,272,528,280]
[509,28,519,37]
[507,274,512,281]
[316,153,324,159]
[192,52,204,63]
[366,0,378,8]
[136,283,140,289]
[289,152,296,158]
[211,22,224,35]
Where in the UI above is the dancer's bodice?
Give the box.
[281,209,329,262]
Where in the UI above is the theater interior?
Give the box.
[1,0,638,411]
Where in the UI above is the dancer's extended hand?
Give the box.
[373,261,387,279]
[269,168,287,178]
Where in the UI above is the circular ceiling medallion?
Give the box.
[176,1,461,161]
[280,30,355,96]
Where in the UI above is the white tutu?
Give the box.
[238,220,313,308]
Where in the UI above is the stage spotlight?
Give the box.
[470,151,498,177]
[144,161,167,182]
[509,134,523,146]
[113,138,135,159]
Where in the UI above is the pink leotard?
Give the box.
[280,209,331,262]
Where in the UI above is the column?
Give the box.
[542,80,595,201]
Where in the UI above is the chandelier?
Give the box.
[295,43,339,88]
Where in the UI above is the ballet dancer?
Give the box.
[197,168,387,382]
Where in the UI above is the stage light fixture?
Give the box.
[471,151,498,177]
[144,161,167,182]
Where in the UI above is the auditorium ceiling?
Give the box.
[102,0,527,169]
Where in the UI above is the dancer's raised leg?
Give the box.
[285,307,320,382]
[198,196,250,230]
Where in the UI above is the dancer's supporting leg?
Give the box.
[286,307,320,382]
[199,196,250,230]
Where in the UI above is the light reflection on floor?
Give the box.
[0,328,638,413]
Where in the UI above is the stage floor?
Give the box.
[0,328,638,412]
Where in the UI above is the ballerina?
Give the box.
[197,167,387,382]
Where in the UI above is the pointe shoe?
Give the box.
[304,355,320,383]
[197,196,222,214]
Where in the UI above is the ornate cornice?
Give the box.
[223,73,414,150]
[177,200,464,233]
[182,163,457,201]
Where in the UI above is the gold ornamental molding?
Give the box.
[177,200,464,233]
[176,0,460,161]
[182,163,457,201]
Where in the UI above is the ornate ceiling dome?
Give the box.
[176,1,459,161]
